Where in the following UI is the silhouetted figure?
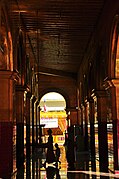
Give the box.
[66,126,75,170]
[46,129,56,163]
[55,143,61,163]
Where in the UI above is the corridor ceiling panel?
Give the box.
[7,0,106,77]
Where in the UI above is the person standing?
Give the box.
[46,129,56,163]
[55,143,60,163]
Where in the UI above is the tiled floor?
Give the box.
[11,145,119,179]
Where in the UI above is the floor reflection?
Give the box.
[11,145,119,179]
[45,167,60,179]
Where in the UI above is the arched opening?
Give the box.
[107,16,119,170]
[40,92,67,145]
[110,15,119,79]
[115,33,119,78]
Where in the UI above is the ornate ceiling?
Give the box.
[7,0,106,78]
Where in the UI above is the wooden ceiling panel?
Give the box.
[7,0,106,76]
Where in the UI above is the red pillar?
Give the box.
[16,85,25,172]
[31,95,36,153]
[92,90,108,173]
[0,71,17,178]
[84,100,89,151]
[103,79,119,170]
[26,92,32,159]
[89,98,96,171]
[26,92,32,178]
[111,79,119,170]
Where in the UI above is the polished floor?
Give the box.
[11,145,119,179]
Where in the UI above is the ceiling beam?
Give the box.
[35,66,77,79]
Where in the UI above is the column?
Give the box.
[89,98,96,172]
[31,96,37,179]
[92,90,108,173]
[111,79,119,170]
[66,107,78,126]
[81,105,84,135]
[35,101,39,178]
[31,95,36,153]
[103,79,119,171]
[0,71,18,178]
[26,92,32,178]
[16,85,25,172]
[38,106,43,144]
[35,101,39,144]
[84,100,89,151]
[26,92,32,158]
[76,88,80,125]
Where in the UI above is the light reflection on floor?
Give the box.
[39,146,68,178]
[12,145,119,179]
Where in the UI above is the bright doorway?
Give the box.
[40,92,67,145]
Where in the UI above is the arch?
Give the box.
[0,5,13,70]
[40,92,66,112]
[109,15,119,78]
[39,87,70,108]
[39,90,67,137]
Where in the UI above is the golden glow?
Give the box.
[40,111,67,118]
[12,10,27,13]
[116,58,119,77]
[8,32,13,71]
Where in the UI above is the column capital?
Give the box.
[0,70,19,81]
[31,95,36,102]
[103,78,119,89]
[84,97,94,105]
[26,91,32,99]
[112,79,119,87]
[38,106,42,111]
[81,104,84,109]
[35,100,39,106]
[103,78,115,89]
[91,89,107,98]
[65,106,77,112]
[16,85,26,92]
[88,97,94,103]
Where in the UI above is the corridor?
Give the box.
[1,1,119,178]
[11,145,119,179]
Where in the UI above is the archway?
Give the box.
[107,15,119,170]
[40,92,67,145]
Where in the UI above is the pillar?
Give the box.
[76,88,80,125]
[31,95,37,179]
[84,100,89,151]
[16,85,25,171]
[37,105,40,143]
[111,79,119,170]
[80,105,85,135]
[35,101,39,144]
[26,92,32,159]
[38,106,43,144]
[92,90,108,173]
[26,92,32,178]
[89,98,96,172]
[31,95,36,153]
[66,107,78,126]
[0,71,17,178]
[103,79,119,171]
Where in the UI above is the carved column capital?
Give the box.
[91,89,107,98]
